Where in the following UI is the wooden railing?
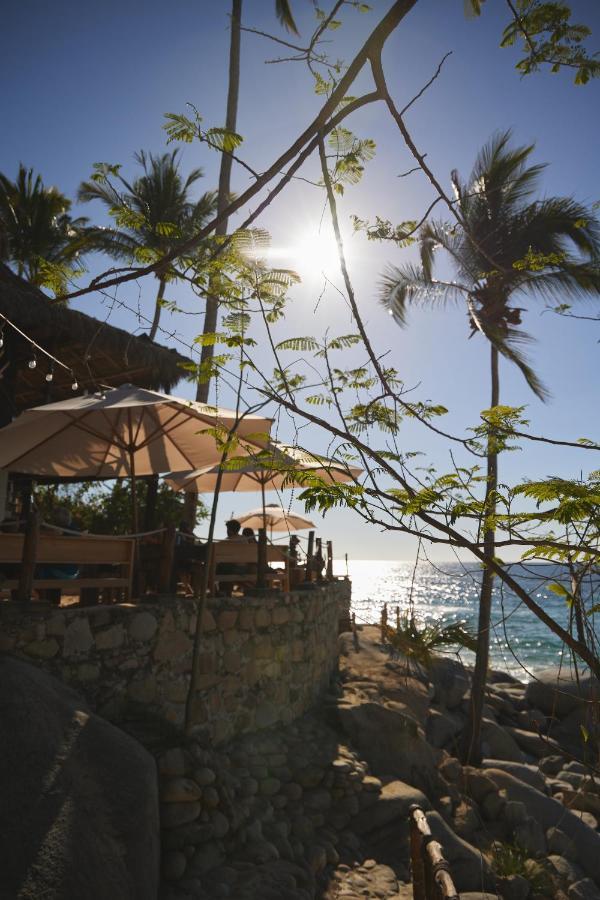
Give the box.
[409,805,459,900]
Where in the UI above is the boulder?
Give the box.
[481,719,524,762]
[504,725,562,758]
[0,655,159,899]
[426,811,494,893]
[429,656,471,710]
[525,669,599,718]
[426,708,464,749]
[336,698,439,795]
[458,894,501,900]
[352,780,431,835]
[482,759,547,793]
[569,879,600,900]
[484,768,600,883]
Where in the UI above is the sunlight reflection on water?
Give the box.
[346,560,595,681]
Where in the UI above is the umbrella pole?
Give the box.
[130,451,139,535]
[261,478,267,534]
[129,450,140,600]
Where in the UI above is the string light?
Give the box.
[0,311,78,386]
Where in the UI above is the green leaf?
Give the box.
[275,336,320,352]
[205,127,244,153]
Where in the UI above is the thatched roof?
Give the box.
[0,264,192,417]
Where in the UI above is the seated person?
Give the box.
[242,527,257,543]
[225,519,247,542]
[289,534,302,562]
[216,519,249,582]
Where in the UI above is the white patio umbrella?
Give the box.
[165,441,362,527]
[235,503,315,535]
[0,384,272,531]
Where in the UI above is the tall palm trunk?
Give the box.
[184,0,242,527]
[149,276,166,342]
[196,0,242,404]
[462,343,499,765]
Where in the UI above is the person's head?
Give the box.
[289,534,300,547]
[226,519,241,537]
[179,520,192,534]
[54,507,73,528]
[242,527,255,541]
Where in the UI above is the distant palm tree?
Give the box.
[79,150,216,340]
[196,0,299,403]
[380,130,600,764]
[0,164,90,287]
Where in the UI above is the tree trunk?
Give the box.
[148,277,166,342]
[196,0,241,404]
[462,343,499,765]
[185,0,242,527]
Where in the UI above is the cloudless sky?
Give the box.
[2,0,599,559]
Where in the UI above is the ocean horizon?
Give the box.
[340,559,597,682]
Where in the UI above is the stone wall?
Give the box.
[0,580,350,743]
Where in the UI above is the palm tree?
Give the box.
[79,150,217,341]
[0,164,90,287]
[380,130,600,764]
[196,0,298,403]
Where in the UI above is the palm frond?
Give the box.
[275,0,299,35]
[486,325,550,401]
[379,263,464,326]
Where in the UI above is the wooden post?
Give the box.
[409,805,427,900]
[17,507,40,605]
[306,529,315,580]
[315,538,324,582]
[351,612,359,651]
[326,540,333,580]
[257,527,267,590]
[380,602,388,644]
[159,524,176,593]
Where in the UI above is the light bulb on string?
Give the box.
[28,355,37,370]
[71,378,78,391]
[45,364,54,383]
[0,325,5,349]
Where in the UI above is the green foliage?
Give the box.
[384,613,477,669]
[491,841,552,894]
[380,131,600,401]
[0,164,91,291]
[163,108,243,154]
[34,481,207,534]
[351,214,417,247]
[469,1,600,84]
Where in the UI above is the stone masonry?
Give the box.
[0,581,350,743]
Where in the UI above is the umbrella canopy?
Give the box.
[164,441,362,494]
[235,503,314,532]
[0,384,272,531]
[0,384,271,479]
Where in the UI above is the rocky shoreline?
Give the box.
[158,625,600,900]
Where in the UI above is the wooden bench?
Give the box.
[0,532,135,602]
[207,540,290,595]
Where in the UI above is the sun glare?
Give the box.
[263,227,346,281]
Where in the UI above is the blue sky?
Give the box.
[2,1,599,558]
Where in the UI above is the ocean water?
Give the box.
[344,560,598,682]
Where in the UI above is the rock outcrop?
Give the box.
[0,655,159,900]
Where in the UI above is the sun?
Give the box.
[263,226,345,281]
[289,229,342,279]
